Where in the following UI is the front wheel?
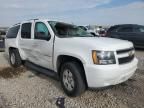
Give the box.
[9,49,22,68]
[60,62,86,97]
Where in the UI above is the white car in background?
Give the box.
[79,25,107,36]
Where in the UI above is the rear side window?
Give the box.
[118,26,133,32]
[6,25,20,38]
[21,23,31,39]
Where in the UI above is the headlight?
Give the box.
[92,50,116,65]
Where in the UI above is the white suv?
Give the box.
[5,19,138,97]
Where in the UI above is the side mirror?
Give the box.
[35,32,51,41]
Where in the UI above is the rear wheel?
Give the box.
[60,62,86,97]
[9,49,22,68]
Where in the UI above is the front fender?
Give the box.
[53,52,87,72]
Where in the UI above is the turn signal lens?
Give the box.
[92,50,99,64]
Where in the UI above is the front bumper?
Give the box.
[84,58,138,88]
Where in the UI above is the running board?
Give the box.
[24,61,59,80]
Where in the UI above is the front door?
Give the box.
[31,21,54,70]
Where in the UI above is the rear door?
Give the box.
[18,22,34,61]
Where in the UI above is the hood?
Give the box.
[57,37,133,51]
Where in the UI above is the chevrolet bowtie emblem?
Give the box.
[129,51,133,56]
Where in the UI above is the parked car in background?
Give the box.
[0,40,4,49]
[0,31,6,50]
[98,30,106,37]
[106,24,144,48]
[79,25,107,37]
[78,26,98,36]
[0,31,6,40]
[78,26,87,31]
[5,19,138,97]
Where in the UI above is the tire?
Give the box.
[9,49,22,68]
[60,62,86,97]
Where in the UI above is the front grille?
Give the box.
[118,55,134,64]
[117,47,134,54]
[116,47,135,64]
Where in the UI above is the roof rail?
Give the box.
[27,18,39,21]
[13,23,20,26]
[13,19,39,26]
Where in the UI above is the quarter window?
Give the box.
[21,23,31,39]
[6,25,20,38]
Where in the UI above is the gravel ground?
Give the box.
[0,51,144,108]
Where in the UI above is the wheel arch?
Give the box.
[56,55,88,87]
[9,47,18,53]
[9,47,23,60]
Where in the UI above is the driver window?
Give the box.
[34,22,49,39]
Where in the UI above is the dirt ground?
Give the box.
[0,50,144,108]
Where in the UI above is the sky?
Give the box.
[0,0,144,26]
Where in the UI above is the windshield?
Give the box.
[48,21,93,38]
